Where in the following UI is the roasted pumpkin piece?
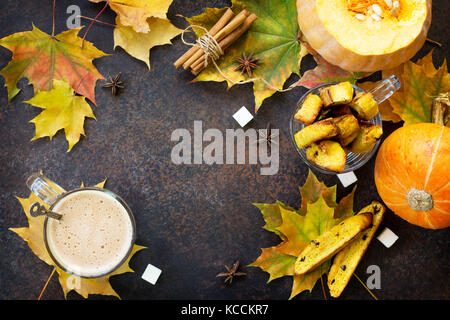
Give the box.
[349,92,379,120]
[294,212,373,275]
[295,93,323,125]
[340,130,359,147]
[330,105,352,117]
[317,105,352,121]
[294,118,338,149]
[306,140,347,172]
[333,114,360,146]
[319,82,354,108]
[317,108,332,121]
[328,202,385,298]
[348,124,383,153]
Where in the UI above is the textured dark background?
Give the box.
[0,0,448,300]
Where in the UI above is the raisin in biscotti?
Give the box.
[294,212,373,275]
[327,202,385,298]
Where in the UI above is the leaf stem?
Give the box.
[354,273,379,300]
[78,15,116,27]
[38,267,56,300]
[320,274,327,300]
[426,38,442,47]
[52,0,56,37]
[81,1,109,47]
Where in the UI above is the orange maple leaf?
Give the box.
[0,25,107,104]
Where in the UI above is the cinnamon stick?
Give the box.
[182,9,249,70]
[174,8,234,69]
[191,13,258,74]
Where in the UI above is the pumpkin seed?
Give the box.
[371,13,381,21]
[384,0,393,8]
[372,4,383,16]
[355,13,366,21]
[391,1,400,16]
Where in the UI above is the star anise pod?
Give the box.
[102,72,124,96]
[216,261,246,284]
[234,52,261,77]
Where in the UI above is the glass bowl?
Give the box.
[289,76,400,175]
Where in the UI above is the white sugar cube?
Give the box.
[377,227,399,248]
[337,171,358,188]
[233,106,254,127]
[142,263,162,285]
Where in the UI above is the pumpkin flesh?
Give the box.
[297,0,432,71]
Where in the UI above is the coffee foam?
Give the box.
[46,190,133,277]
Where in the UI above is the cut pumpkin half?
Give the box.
[297,0,432,71]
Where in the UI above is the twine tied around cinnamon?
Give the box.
[180,24,298,93]
[181,25,224,69]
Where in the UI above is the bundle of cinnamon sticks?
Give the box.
[174,8,257,75]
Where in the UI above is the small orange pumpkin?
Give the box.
[374,123,450,229]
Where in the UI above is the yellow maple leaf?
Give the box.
[90,0,172,33]
[10,178,146,299]
[56,244,146,298]
[25,79,95,152]
[114,17,182,69]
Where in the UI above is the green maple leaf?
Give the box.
[254,170,355,229]
[250,171,356,299]
[250,196,346,299]
[253,201,296,240]
[187,0,308,112]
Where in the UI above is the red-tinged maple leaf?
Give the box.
[0,25,107,104]
[294,43,369,89]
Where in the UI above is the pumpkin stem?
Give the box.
[431,93,449,126]
[407,189,433,211]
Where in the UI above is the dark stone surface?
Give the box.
[0,0,448,300]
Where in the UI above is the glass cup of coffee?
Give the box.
[26,173,136,278]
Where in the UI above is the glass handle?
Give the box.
[26,173,65,206]
[368,75,401,104]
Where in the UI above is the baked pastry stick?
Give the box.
[327,202,385,298]
[294,212,373,275]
